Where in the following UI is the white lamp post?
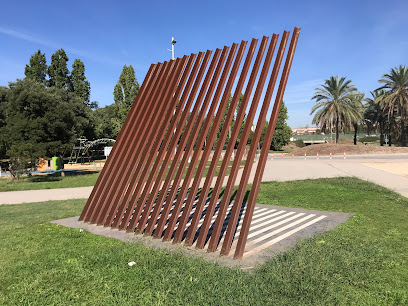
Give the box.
[168,37,177,60]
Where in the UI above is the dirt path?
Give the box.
[293,144,408,156]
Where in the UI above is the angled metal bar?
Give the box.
[91,61,176,225]
[152,46,230,239]
[183,39,257,246]
[125,51,214,234]
[79,64,157,221]
[195,37,269,249]
[86,62,168,223]
[162,44,238,241]
[95,57,186,225]
[234,28,301,259]
[80,63,162,222]
[171,41,247,243]
[207,35,279,252]
[142,49,223,236]
[220,32,287,256]
[104,54,195,228]
[116,52,206,231]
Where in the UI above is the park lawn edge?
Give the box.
[0,177,407,305]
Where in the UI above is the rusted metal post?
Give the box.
[172,41,247,244]
[79,64,156,221]
[220,32,289,256]
[104,54,196,228]
[162,44,239,242]
[183,39,257,246]
[118,52,209,232]
[90,59,180,225]
[195,37,269,249]
[152,47,230,239]
[80,63,161,222]
[207,34,279,253]
[234,28,301,259]
[95,58,187,225]
[132,50,220,234]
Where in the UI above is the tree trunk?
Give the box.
[335,116,339,144]
[353,123,358,145]
[60,156,65,177]
[380,122,384,146]
[401,119,406,146]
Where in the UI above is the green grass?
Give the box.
[0,177,407,305]
[0,160,246,192]
[0,171,100,192]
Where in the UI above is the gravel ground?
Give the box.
[293,144,408,156]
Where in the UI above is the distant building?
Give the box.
[291,127,319,135]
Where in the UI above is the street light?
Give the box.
[168,37,177,60]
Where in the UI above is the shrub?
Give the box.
[295,139,305,148]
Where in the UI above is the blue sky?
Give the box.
[1,0,406,128]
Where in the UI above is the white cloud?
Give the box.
[0,26,122,66]
[283,79,322,104]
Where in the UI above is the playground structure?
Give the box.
[68,138,115,164]
[80,28,300,259]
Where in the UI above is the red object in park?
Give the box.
[79,28,301,259]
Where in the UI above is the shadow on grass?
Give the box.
[28,170,98,183]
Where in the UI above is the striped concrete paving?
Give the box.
[53,199,351,268]
[122,198,339,259]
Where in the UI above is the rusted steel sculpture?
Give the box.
[80,28,300,259]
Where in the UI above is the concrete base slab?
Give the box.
[52,203,352,270]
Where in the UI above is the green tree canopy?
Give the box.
[348,92,365,145]
[24,50,47,84]
[112,65,140,136]
[47,49,70,89]
[0,86,9,158]
[69,59,91,106]
[92,105,117,139]
[3,79,92,174]
[311,76,359,144]
[269,101,292,150]
[364,90,388,145]
[377,65,408,146]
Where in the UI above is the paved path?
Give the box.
[247,155,408,198]
[1,154,407,205]
[0,186,93,205]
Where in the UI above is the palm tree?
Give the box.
[364,90,388,145]
[378,65,408,146]
[311,76,359,144]
[349,92,365,145]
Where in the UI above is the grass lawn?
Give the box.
[0,160,246,192]
[0,177,407,304]
[0,171,100,192]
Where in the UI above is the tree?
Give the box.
[348,92,365,145]
[24,50,47,84]
[257,101,292,150]
[364,90,388,145]
[92,105,117,139]
[270,101,292,150]
[377,65,408,146]
[311,76,359,144]
[0,86,8,158]
[3,79,92,179]
[47,49,70,89]
[112,65,140,136]
[69,59,91,106]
